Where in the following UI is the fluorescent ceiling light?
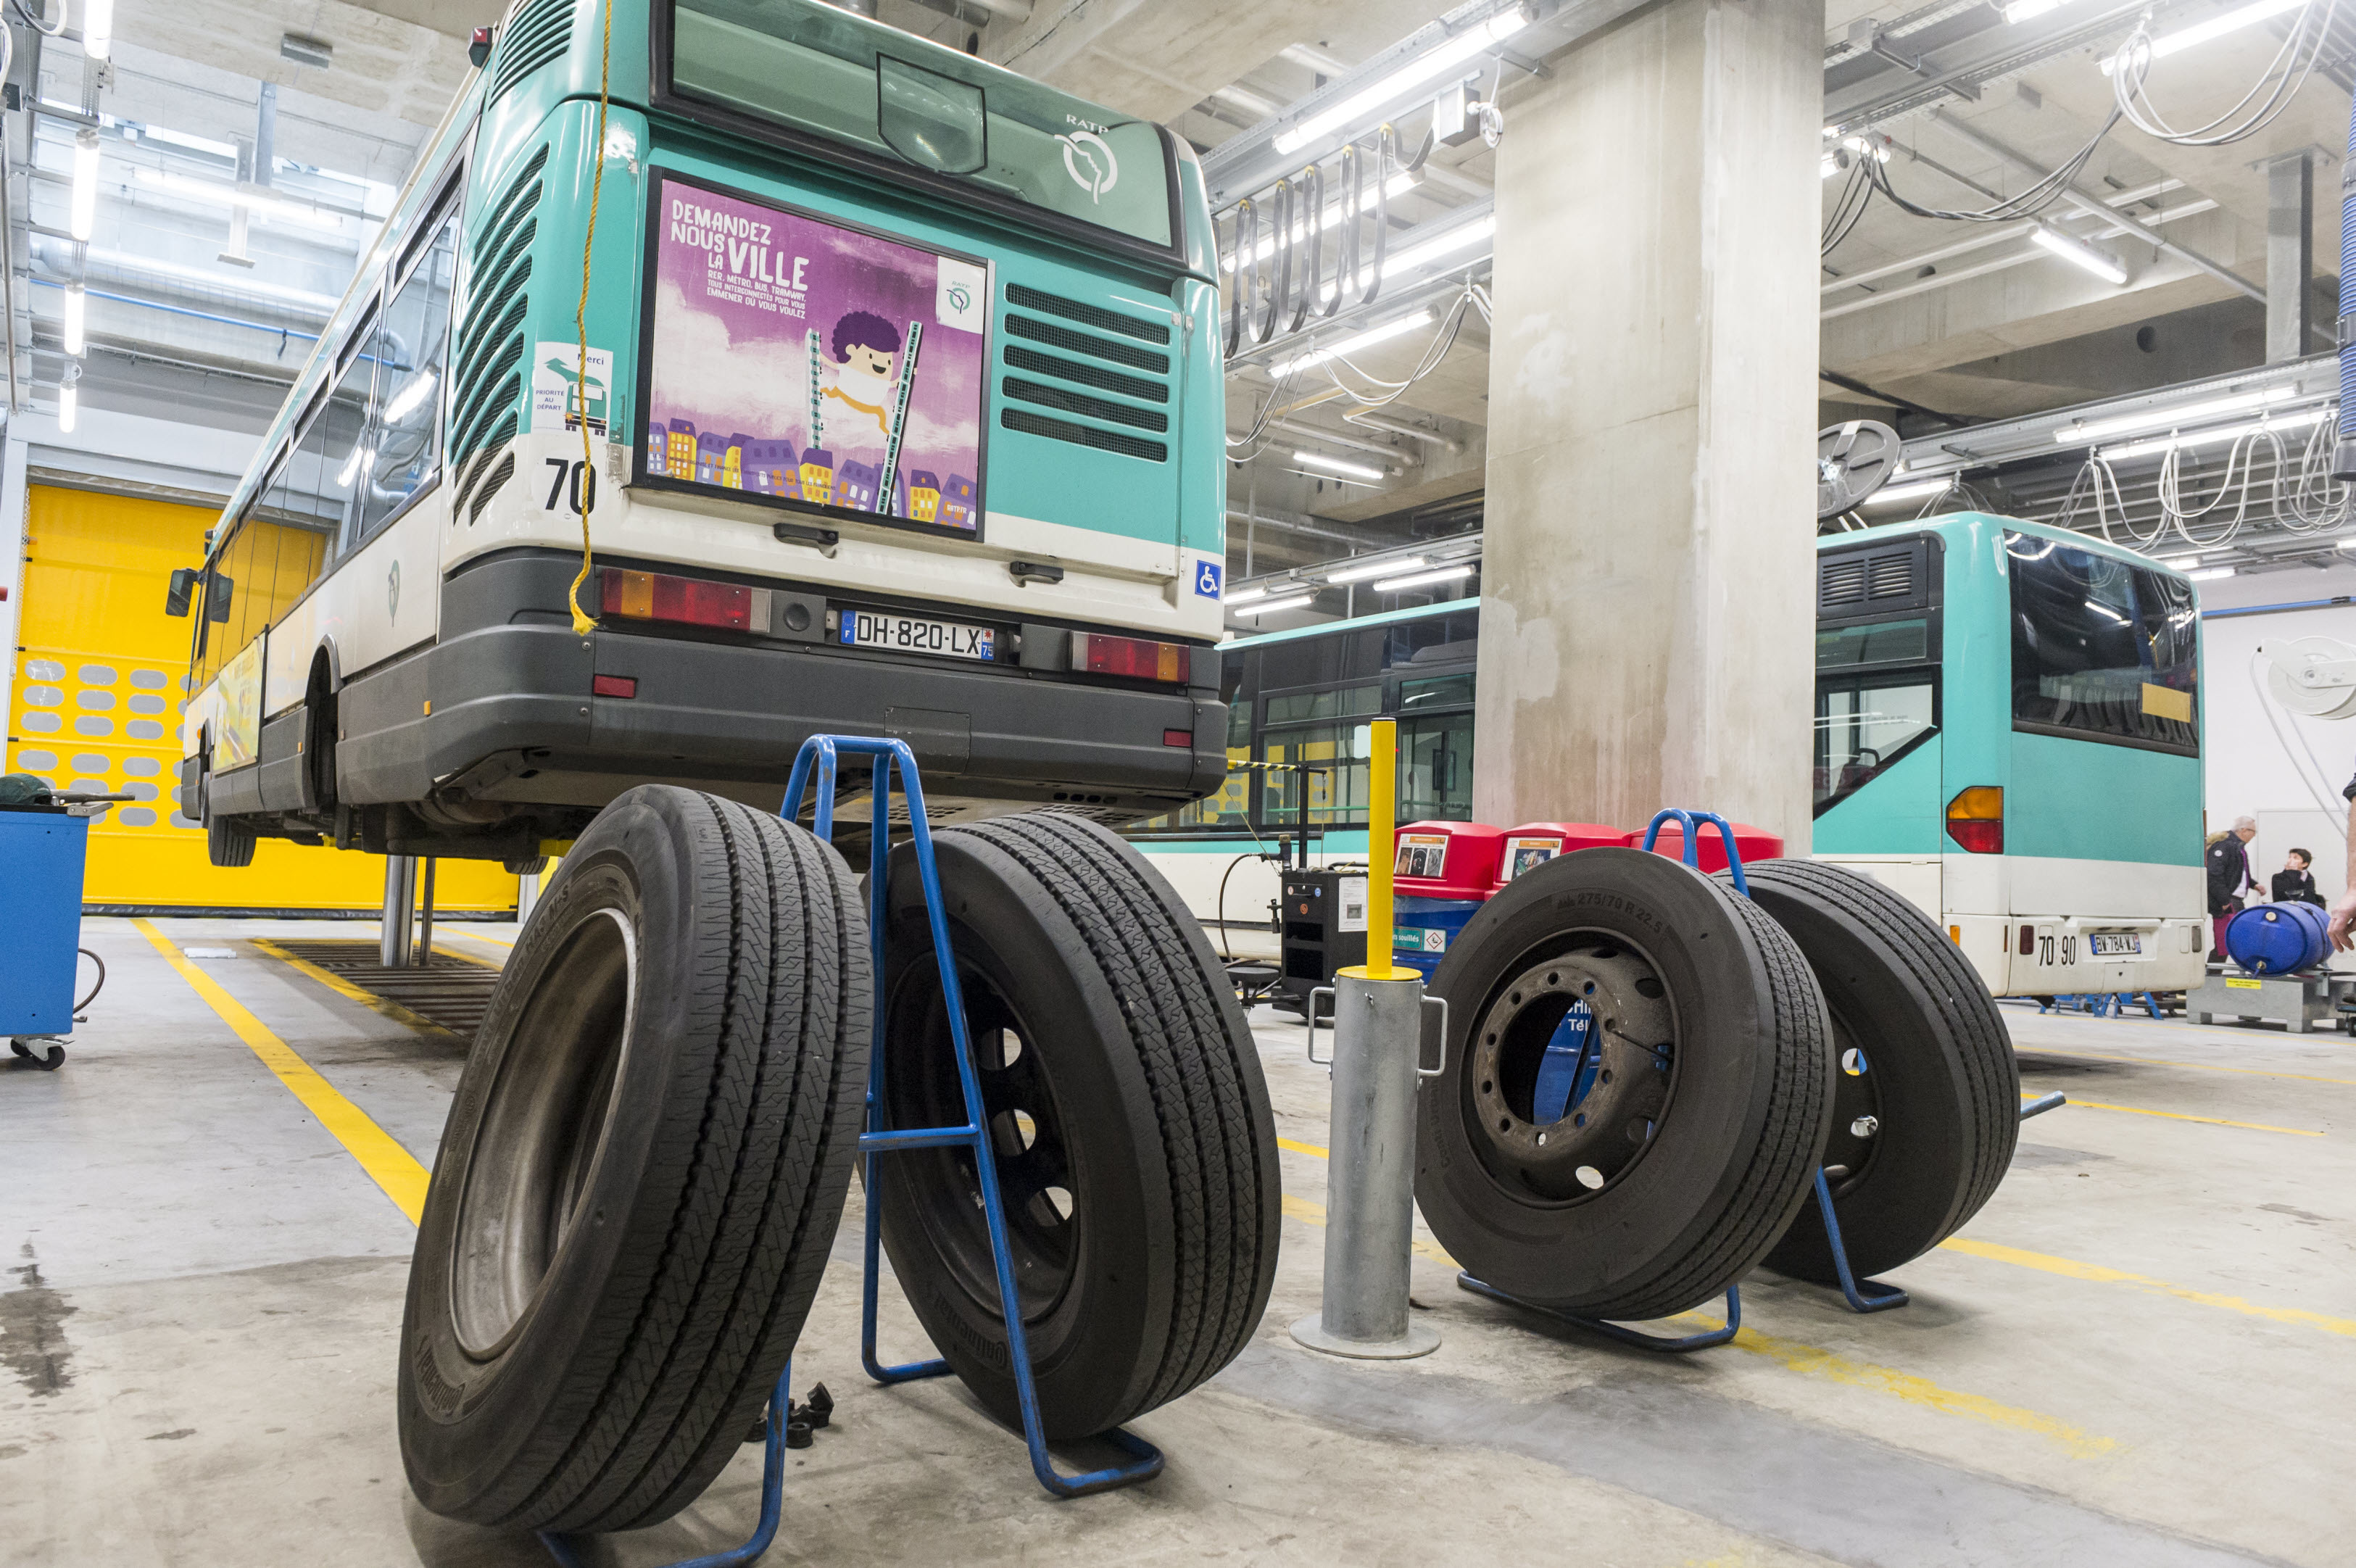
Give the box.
[2102,0,2305,72]
[1271,309,1434,376]
[141,123,238,159]
[2336,538,2356,551]
[1862,477,1953,507]
[1292,448,1387,481]
[2031,223,2127,285]
[1371,563,1474,594]
[2002,0,2078,20]
[131,167,345,232]
[70,130,99,242]
[61,285,85,357]
[2058,385,2292,445]
[2084,599,2128,623]
[57,383,76,434]
[2094,405,2326,462]
[336,444,376,489]
[83,0,112,59]
[1325,555,1424,584]
[1224,584,1272,605]
[1248,593,1318,615]
[1221,173,1419,272]
[2160,554,2200,568]
[1382,214,1495,277]
[2186,567,2236,581]
[1821,155,1842,180]
[381,370,436,423]
[1271,9,1531,155]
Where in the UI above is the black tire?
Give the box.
[398,785,868,1532]
[1735,859,2018,1283]
[873,813,1279,1440]
[1416,847,1834,1321]
[505,855,551,876]
[200,760,255,868]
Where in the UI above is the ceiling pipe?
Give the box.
[28,235,335,331]
[1265,415,1422,465]
[1345,410,1463,454]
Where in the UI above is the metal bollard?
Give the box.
[1290,971,1446,1359]
[381,855,415,969]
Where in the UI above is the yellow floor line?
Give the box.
[2026,1092,2320,1137]
[249,937,457,1040]
[444,927,515,950]
[1276,1186,2111,1456]
[2025,1050,2356,1089]
[1938,1237,2356,1340]
[136,921,429,1224]
[1277,1134,1331,1159]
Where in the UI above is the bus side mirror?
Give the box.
[207,574,234,623]
[165,568,198,617]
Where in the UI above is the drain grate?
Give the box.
[264,939,507,1042]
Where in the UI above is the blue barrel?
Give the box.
[2226,903,2331,976]
[1392,894,1486,980]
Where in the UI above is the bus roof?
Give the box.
[1222,596,1480,652]
[1820,510,2194,583]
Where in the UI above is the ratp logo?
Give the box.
[945,281,971,315]
[1058,130,1118,204]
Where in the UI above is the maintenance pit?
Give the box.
[4,915,2349,1567]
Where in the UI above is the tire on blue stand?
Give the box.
[874,812,1280,1440]
[398,785,869,1532]
[1733,859,2018,1283]
[1416,847,1835,1321]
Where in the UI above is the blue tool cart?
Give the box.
[2,799,94,1069]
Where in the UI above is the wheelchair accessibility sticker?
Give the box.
[1195,560,1223,599]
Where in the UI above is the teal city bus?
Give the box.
[170,0,1229,866]
[1812,514,2207,996]
[1132,515,2207,998]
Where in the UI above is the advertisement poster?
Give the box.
[642,173,990,534]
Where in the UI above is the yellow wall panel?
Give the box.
[9,485,517,913]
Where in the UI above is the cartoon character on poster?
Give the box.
[824,312,903,436]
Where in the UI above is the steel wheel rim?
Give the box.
[1464,932,1679,1203]
[885,955,1078,1323]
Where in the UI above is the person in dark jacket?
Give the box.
[2207,816,2256,962]
[2273,849,2324,908]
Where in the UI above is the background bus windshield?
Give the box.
[666,0,1174,249]
[2007,533,2198,755]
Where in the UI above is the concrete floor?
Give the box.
[5,918,2355,1566]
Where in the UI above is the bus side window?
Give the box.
[358,209,459,542]
[217,516,269,659]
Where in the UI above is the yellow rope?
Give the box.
[566,0,616,636]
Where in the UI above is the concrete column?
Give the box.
[2265,150,2313,365]
[1473,0,1821,850]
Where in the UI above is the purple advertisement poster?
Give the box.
[642,173,990,534]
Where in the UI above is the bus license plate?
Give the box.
[2089,934,2141,956]
[839,610,995,661]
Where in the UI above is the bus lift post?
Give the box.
[1290,718,1445,1360]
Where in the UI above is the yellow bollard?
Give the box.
[1341,717,1411,981]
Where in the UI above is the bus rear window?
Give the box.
[1815,676,1936,813]
[2006,533,2198,755]
[664,0,1174,250]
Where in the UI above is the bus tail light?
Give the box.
[601,568,751,631]
[1946,786,2003,855]
[1074,631,1186,683]
[2017,924,2034,956]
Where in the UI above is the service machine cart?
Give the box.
[1,792,109,1068]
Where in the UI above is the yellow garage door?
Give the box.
[9,484,518,914]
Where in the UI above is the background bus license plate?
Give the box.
[2090,934,2141,956]
[841,611,994,660]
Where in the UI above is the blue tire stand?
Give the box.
[1456,810,2069,1351]
[542,737,1158,1567]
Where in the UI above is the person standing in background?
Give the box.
[2273,849,2324,908]
[2330,773,2356,950]
[2207,816,2257,963]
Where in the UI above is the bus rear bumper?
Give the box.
[1952,913,2209,998]
[335,616,1227,824]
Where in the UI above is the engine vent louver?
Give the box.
[1867,554,1913,599]
[1820,557,1867,608]
[997,284,1173,465]
[487,0,575,107]
[449,144,547,520]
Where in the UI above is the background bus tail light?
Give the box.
[1073,631,1186,683]
[600,568,751,631]
[1946,785,2003,854]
